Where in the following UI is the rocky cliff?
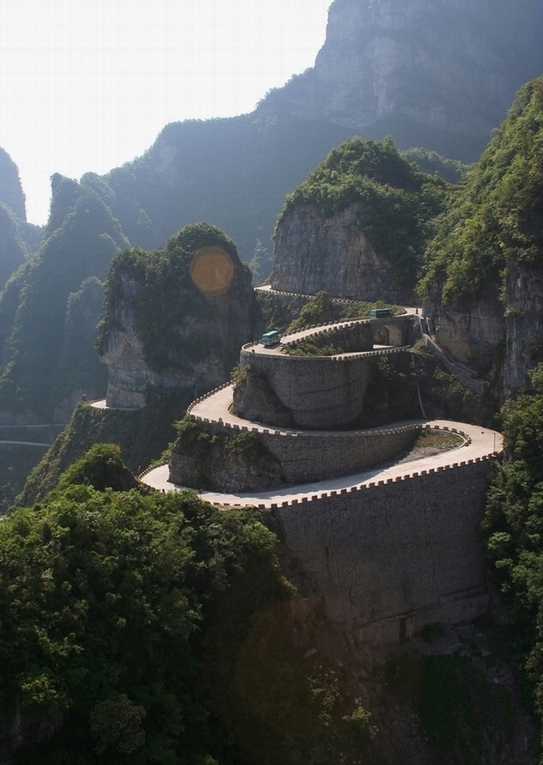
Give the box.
[420,76,543,401]
[98,223,259,408]
[270,137,445,301]
[0,148,43,289]
[0,203,27,290]
[0,179,129,423]
[259,0,543,160]
[423,283,505,381]
[271,202,412,302]
[503,259,543,396]
[0,147,26,221]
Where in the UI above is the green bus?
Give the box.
[261,330,281,346]
[370,308,393,319]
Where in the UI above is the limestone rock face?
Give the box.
[261,0,543,146]
[0,203,26,290]
[100,235,259,409]
[99,280,157,409]
[235,344,375,430]
[422,281,505,387]
[232,372,295,429]
[169,425,284,493]
[270,203,411,303]
[503,259,543,396]
[423,260,543,401]
[0,147,26,221]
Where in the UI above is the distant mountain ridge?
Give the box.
[0,148,25,221]
[258,0,543,156]
[0,148,43,289]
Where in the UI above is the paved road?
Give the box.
[90,399,141,411]
[250,309,416,357]
[141,419,503,508]
[0,441,50,447]
[190,384,413,436]
[138,306,502,507]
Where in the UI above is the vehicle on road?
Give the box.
[261,330,281,346]
[370,308,393,319]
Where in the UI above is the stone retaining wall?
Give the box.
[269,458,493,644]
[282,321,373,352]
[261,424,421,483]
[178,416,423,486]
[238,348,374,429]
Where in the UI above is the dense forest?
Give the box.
[0,444,382,764]
[0,181,128,420]
[483,368,543,736]
[419,77,543,307]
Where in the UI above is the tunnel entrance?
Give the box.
[373,322,403,347]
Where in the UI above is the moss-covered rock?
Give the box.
[97,223,260,408]
[169,416,284,492]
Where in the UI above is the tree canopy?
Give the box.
[0,459,291,763]
[419,75,543,305]
[278,137,446,289]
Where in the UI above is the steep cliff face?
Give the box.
[0,147,26,221]
[98,224,259,408]
[0,180,129,423]
[420,76,543,400]
[260,0,543,157]
[271,202,411,302]
[503,259,543,396]
[270,137,444,301]
[0,149,43,289]
[0,203,27,289]
[423,283,505,379]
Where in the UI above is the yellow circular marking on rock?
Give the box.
[189,247,234,295]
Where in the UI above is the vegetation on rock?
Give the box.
[0,446,378,764]
[483,366,543,752]
[169,416,284,492]
[96,222,250,373]
[0,183,128,419]
[0,146,26,221]
[284,291,403,335]
[17,392,191,507]
[278,137,446,289]
[419,75,543,305]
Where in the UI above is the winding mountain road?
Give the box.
[141,410,502,508]
[141,305,502,505]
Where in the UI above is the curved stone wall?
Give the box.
[238,348,374,429]
[269,458,493,644]
[179,412,422,486]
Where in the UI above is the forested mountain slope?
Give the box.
[0,176,129,423]
[420,75,543,399]
[0,147,25,221]
[0,148,43,289]
[270,136,446,301]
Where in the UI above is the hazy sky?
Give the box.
[1,0,332,225]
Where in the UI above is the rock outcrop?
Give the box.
[503,259,543,396]
[420,76,543,401]
[269,137,444,301]
[0,147,26,221]
[423,283,505,380]
[99,224,259,408]
[0,203,27,290]
[270,203,412,303]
